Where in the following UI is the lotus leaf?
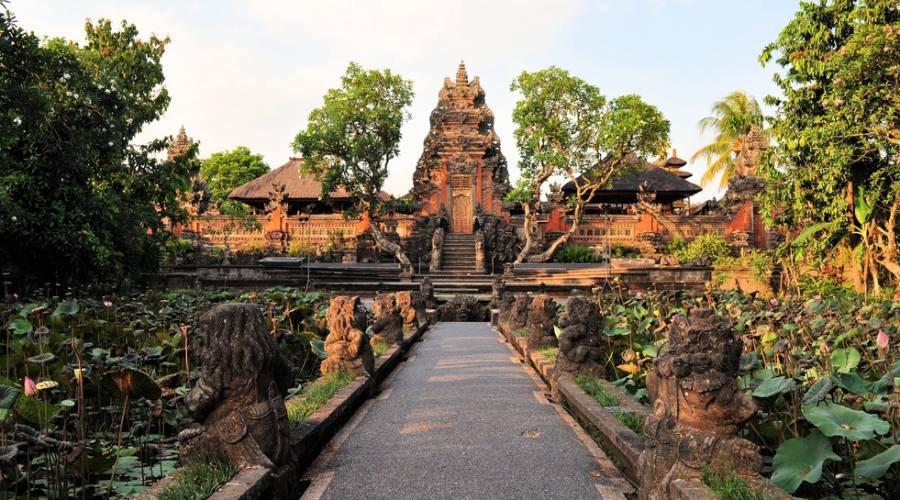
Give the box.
[801,377,833,406]
[830,347,860,374]
[753,375,795,398]
[854,445,900,480]
[803,403,890,441]
[101,367,162,400]
[0,385,21,423]
[771,431,839,493]
[26,352,57,365]
[7,318,32,336]
[52,299,79,317]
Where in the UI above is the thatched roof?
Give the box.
[561,163,701,196]
[228,157,353,202]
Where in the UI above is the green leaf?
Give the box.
[831,373,870,396]
[0,385,21,423]
[771,431,839,494]
[801,377,833,406]
[52,299,79,317]
[854,445,900,480]
[310,338,327,359]
[26,352,57,365]
[803,403,890,441]
[830,347,860,374]
[7,318,32,336]
[753,376,795,398]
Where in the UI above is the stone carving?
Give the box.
[490,275,505,309]
[506,293,531,334]
[735,126,766,178]
[266,182,288,214]
[474,230,485,272]
[167,126,193,160]
[395,291,422,333]
[420,277,435,309]
[526,294,559,349]
[321,296,374,377]
[188,176,210,215]
[430,226,445,272]
[556,296,605,376]
[370,293,403,346]
[638,309,762,500]
[437,294,487,322]
[179,304,293,473]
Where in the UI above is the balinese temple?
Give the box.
[411,61,510,233]
[178,63,773,261]
[228,158,359,215]
[560,151,702,215]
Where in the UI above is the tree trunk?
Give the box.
[369,223,412,269]
[528,203,584,263]
[514,202,537,264]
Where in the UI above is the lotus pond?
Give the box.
[576,288,900,498]
[0,287,330,498]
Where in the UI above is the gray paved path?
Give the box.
[302,322,630,500]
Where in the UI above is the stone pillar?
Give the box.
[420,276,435,310]
[490,275,505,309]
[637,309,762,500]
[321,296,374,377]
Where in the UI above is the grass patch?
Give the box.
[373,340,390,358]
[613,411,644,435]
[574,374,620,406]
[286,370,354,425]
[157,453,237,500]
[538,346,558,364]
[513,327,528,338]
[701,467,774,500]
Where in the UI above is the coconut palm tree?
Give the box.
[691,91,767,188]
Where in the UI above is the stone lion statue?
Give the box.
[179,303,294,474]
[371,293,403,346]
[526,294,558,349]
[556,295,605,377]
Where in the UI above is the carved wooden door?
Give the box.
[450,174,473,233]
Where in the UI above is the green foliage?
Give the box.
[674,233,731,265]
[293,62,413,219]
[701,467,774,500]
[538,346,558,364]
[509,66,669,262]
[691,91,767,189]
[759,0,900,287]
[613,411,643,435]
[554,245,599,263]
[802,402,890,441]
[372,340,390,358]
[854,445,900,480]
[200,146,269,202]
[157,453,237,500]
[574,374,620,407]
[286,370,354,424]
[0,11,197,284]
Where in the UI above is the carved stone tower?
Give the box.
[411,62,510,233]
[167,126,193,160]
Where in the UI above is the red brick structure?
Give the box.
[411,62,510,233]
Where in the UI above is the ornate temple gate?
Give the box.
[450,173,473,233]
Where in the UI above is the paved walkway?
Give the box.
[302,322,630,500]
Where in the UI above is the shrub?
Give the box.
[554,245,599,263]
[675,233,731,265]
[610,244,641,258]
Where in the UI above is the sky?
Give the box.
[11,0,801,201]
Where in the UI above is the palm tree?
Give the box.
[691,91,766,188]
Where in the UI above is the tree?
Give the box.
[691,91,767,188]
[759,0,900,293]
[292,62,414,269]
[0,10,196,286]
[200,146,269,202]
[508,67,669,263]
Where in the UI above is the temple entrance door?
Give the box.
[450,174,473,233]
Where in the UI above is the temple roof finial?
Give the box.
[456,60,468,85]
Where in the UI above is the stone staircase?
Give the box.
[440,233,481,273]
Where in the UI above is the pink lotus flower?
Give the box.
[635,292,643,300]
[103,300,113,308]
[813,294,822,301]
[23,376,36,397]
[877,330,889,350]
[769,298,779,306]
